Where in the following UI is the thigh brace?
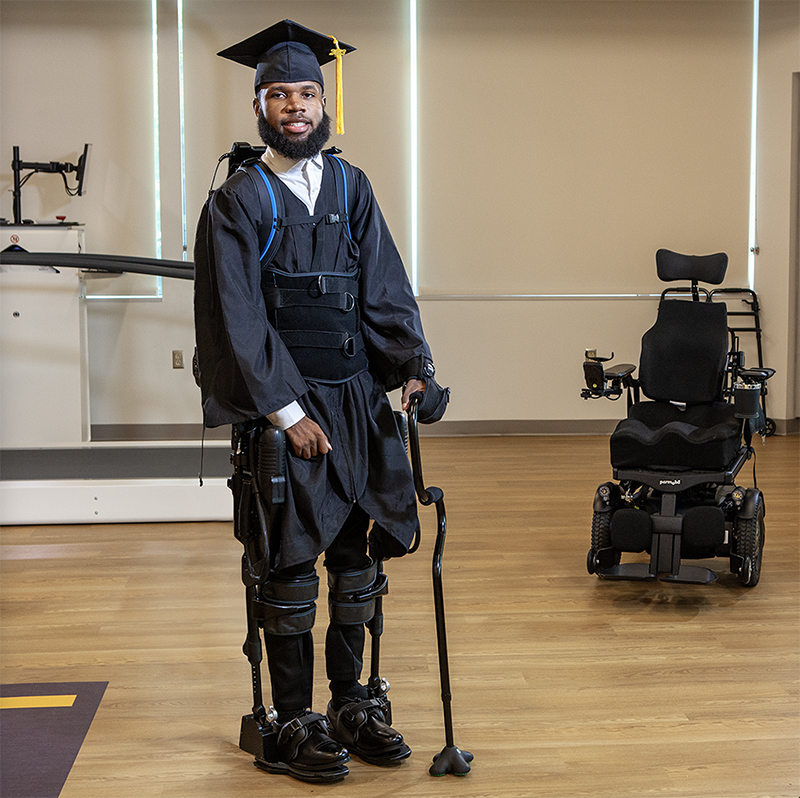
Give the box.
[327,560,389,625]
[254,571,320,636]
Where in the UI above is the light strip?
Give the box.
[177,0,188,260]
[747,0,759,290]
[409,0,419,295]
[151,0,162,260]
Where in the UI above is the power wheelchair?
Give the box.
[581,249,774,586]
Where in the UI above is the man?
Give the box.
[193,20,447,783]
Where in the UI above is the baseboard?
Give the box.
[776,418,799,435]
[0,478,232,525]
[91,424,229,441]
[0,444,231,481]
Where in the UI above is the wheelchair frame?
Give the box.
[581,253,773,587]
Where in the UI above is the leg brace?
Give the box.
[327,559,388,625]
[256,571,320,636]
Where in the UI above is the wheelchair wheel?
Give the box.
[733,493,765,587]
[588,510,620,574]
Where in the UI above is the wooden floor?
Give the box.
[1,435,798,798]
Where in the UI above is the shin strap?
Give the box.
[328,560,388,625]
[254,571,320,636]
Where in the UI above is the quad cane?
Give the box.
[406,393,473,777]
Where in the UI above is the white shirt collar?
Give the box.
[262,147,324,213]
[263,146,323,175]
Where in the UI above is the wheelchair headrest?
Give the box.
[656,249,728,285]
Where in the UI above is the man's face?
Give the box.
[254,81,326,143]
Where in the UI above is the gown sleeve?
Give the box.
[193,170,309,428]
[347,166,433,389]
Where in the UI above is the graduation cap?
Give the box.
[218,19,355,134]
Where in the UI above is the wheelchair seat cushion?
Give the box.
[610,401,741,470]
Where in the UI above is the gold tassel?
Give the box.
[328,36,347,134]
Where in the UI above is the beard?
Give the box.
[257,111,332,160]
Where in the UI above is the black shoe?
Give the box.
[326,698,411,766]
[255,712,350,783]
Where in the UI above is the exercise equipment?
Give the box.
[582,249,774,586]
[232,419,402,780]
[232,395,472,779]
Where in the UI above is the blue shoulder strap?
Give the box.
[243,153,353,270]
[248,160,284,265]
[324,154,353,239]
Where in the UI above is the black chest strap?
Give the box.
[241,153,353,271]
[262,268,367,383]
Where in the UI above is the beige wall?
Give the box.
[0,1,156,255]
[753,0,800,424]
[418,0,753,295]
[1,1,797,434]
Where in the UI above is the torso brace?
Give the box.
[263,267,368,383]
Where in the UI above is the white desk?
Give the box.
[0,227,231,524]
[0,226,88,448]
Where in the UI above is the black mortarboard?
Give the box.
[219,19,355,113]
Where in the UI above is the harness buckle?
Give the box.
[342,336,357,358]
[342,292,355,312]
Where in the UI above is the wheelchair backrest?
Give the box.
[639,299,729,404]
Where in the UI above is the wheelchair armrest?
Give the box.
[739,367,775,383]
[604,364,636,381]
[581,358,636,401]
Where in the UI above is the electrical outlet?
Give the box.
[172,350,184,369]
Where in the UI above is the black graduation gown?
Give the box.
[193,156,432,569]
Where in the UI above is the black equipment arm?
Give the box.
[406,393,473,777]
[11,144,91,224]
[0,251,194,281]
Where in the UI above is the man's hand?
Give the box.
[401,378,426,411]
[285,416,332,459]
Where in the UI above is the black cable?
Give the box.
[61,172,80,197]
[207,152,231,197]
